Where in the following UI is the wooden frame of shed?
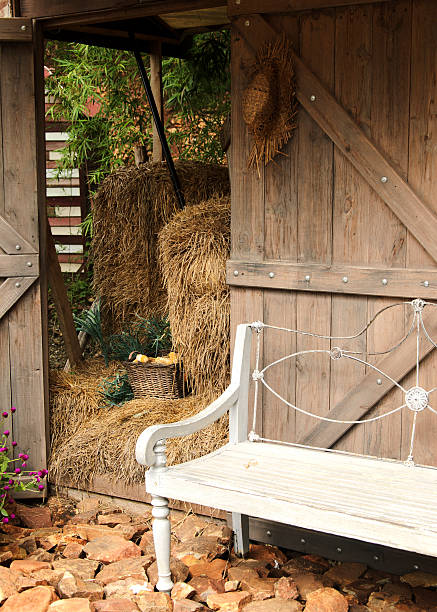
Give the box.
[0,0,436,564]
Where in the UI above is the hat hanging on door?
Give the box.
[242,35,298,172]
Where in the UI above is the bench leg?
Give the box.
[152,494,173,593]
[232,512,249,556]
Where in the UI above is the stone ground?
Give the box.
[0,497,436,611]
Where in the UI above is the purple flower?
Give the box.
[18,453,24,459]
[0,448,6,453]
[11,442,17,447]
[22,454,29,461]
[36,477,40,483]
[14,468,21,475]
[8,480,12,486]
[10,514,15,519]
[10,407,16,414]
[7,499,13,504]
[3,486,10,491]
[21,463,27,468]
[38,484,44,490]
[1,412,7,418]
[3,431,9,437]
[2,518,8,524]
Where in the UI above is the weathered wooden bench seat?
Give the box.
[136,318,437,593]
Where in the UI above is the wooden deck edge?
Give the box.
[50,474,227,521]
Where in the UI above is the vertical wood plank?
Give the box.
[150,41,163,163]
[364,0,410,461]
[295,10,334,443]
[403,0,437,466]
[1,41,46,470]
[330,5,373,455]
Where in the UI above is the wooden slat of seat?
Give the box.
[147,441,437,556]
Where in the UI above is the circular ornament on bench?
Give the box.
[405,386,428,412]
[242,34,298,172]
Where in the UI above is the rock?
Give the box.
[304,587,349,612]
[15,504,53,529]
[139,531,155,553]
[201,523,232,544]
[229,559,270,578]
[103,577,153,599]
[62,542,84,559]
[48,599,94,611]
[242,600,303,611]
[174,600,207,611]
[20,534,38,555]
[69,511,98,525]
[293,573,325,599]
[76,499,100,514]
[173,516,209,541]
[248,544,287,566]
[97,513,132,526]
[324,562,367,587]
[95,556,154,585]
[83,535,141,563]
[10,559,51,574]
[274,576,299,600]
[367,591,405,611]
[189,576,226,603]
[173,536,227,562]
[226,567,275,600]
[414,586,437,608]
[344,579,380,603]
[147,557,189,585]
[29,548,55,563]
[2,585,58,612]
[53,558,99,581]
[381,582,412,599]
[401,571,437,588]
[207,590,252,611]
[57,570,104,601]
[225,581,240,592]
[190,559,227,580]
[0,566,18,603]
[93,599,140,611]
[283,556,329,575]
[172,581,197,600]
[0,542,27,559]
[29,568,65,588]
[134,591,173,611]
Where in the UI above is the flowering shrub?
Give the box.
[0,407,47,523]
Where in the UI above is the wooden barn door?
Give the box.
[0,19,48,471]
[228,0,437,467]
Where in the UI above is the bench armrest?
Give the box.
[135,384,239,467]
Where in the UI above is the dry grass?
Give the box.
[158,196,231,396]
[49,390,228,487]
[92,161,229,330]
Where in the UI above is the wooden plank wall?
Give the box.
[230,0,437,465]
[0,36,48,470]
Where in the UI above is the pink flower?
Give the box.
[2,518,8,524]
[11,442,17,447]
[21,463,27,468]
[3,486,10,491]
[10,407,16,413]
[1,412,7,418]
[2,431,9,437]
[10,514,15,519]
[38,484,44,490]
[14,468,21,475]
[22,454,29,461]
[8,480,12,485]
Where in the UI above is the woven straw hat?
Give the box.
[242,35,298,171]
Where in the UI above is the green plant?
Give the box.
[44,31,230,186]
[107,316,172,361]
[0,407,47,521]
[74,298,110,365]
[99,372,134,407]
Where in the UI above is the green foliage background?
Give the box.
[45,31,230,187]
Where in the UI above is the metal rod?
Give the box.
[130,32,185,208]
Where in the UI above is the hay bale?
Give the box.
[92,160,230,330]
[49,395,228,487]
[158,196,231,396]
[49,360,119,458]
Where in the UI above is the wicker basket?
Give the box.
[124,360,185,400]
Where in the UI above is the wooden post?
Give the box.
[150,41,163,163]
[134,144,148,166]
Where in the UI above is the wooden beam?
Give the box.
[0,276,37,320]
[235,15,437,266]
[227,260,437,300]
[300,308,437,449]
[0,254,39,277]
[23,0,225,25]
[0,18,31,40]
[228,0,391,17]
[0,215,37,254]
[150,41,164,162]
[47,224,82,367]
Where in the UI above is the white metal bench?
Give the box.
[136,298,437,593]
